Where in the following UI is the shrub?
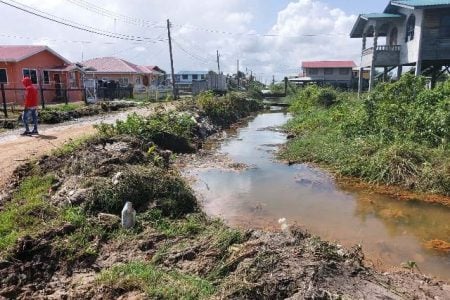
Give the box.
[85,165,197,217]
[284,76,450,195]
[98,261,215,299]
[96,112,197,153]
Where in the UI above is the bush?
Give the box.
[196,91,262,127]
[98,261,215,299]
[85,165,197,217]
[96,112,197,153]
[284,77,450,195]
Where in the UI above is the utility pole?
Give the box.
[237,59,240,89]
[167,19,177,99]
[216,50,221,74]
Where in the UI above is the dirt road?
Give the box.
[0,103,174,189]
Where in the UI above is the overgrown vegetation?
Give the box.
[196,91,262,126]
[282,74,450,195]
[0,175,56,254]
[39,101,136,124]
[86,165,197,216]
[98,261,215,299]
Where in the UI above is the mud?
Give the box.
[4,219,449,299]
[0,106,449,299]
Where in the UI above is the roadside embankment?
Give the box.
[281,74,450,205]
[0,92,448,299]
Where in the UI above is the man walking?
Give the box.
[21,76,39,136]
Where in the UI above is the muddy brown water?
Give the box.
[188,108,450,281]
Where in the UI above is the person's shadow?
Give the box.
[34,135,58,140]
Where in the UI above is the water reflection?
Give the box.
[192,109,450,280]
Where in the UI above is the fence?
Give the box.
[133,87,172,102]
[1,83,88,118]
[96,86,133,101]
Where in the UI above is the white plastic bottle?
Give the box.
[121,202,136,229]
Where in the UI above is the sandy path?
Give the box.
[0,103,174,189]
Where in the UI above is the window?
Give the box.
[22,68,38,84]
[182,74,189,80]
[136,77,141,85]
[69,72,78,88]
[200,75,205,79]
[118,77,129,86]
[405,14,415,42]
[192,74,198,80]
[339,68,350,75]
[440,15,450,38]
[324,68,334,75]
[308,68,318,75]
[43,71,50,84]
[0,69,7,84]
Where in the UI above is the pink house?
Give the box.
[0,45,84,106]
[289,61,357,88]
[82,57,165,90]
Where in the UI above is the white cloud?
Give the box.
[0,0,362,81]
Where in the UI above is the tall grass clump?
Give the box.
[0,175,56,255]
[197,91,262,126]
[98,261,215,299]
[283,75,450,195]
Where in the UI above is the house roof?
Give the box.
[390,0,450,9]
[352,1,450,38]
[177,71,209,75]
[0,45,70,64]
[350,13,405,38]
[47,63,96,73]
[147,66,166,74]
[82,57,145,74]
[302,61,356,68]
[360,13,403,20]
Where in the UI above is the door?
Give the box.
[389,27,398,46]
[53,74,62,98]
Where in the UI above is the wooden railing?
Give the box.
[363,45,401,56]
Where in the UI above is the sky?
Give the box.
[0,0,387,82]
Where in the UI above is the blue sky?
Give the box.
[0,0,389,79]
[256,0,386,32]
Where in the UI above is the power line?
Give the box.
[172,33,217,61]
[64,0,166,29]
[172,39,215,65]
[0,0,167,43]
[61,0,348,39]
[171,23,348,38]
[0,33,133,45]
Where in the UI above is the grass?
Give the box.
[85,165,197,216]
[139,210,207,238]
[0,175,56,255]
[45,102,84,112]
[52,135,94,156]
[282,77,450,196]
[98,261,215,299]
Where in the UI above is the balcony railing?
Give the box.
[363,45,401,56]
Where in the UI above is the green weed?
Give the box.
[0,175,56,255]
[52,135,93,156]
[283,76,450,195]
[98,261,215,299]
[85,165,197,216]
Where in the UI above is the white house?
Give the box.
[351,0,450,90]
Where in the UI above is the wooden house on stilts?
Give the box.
[351,0,450,91]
